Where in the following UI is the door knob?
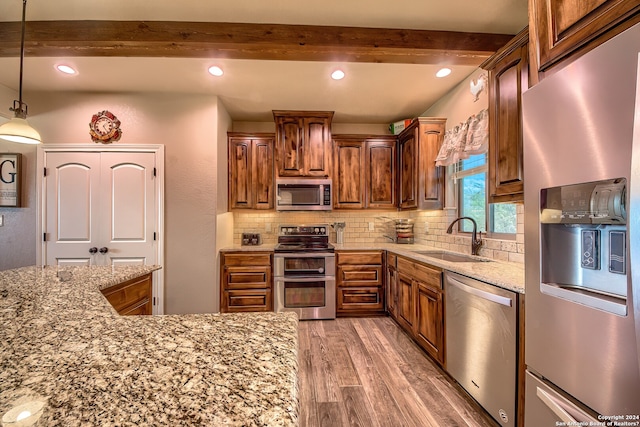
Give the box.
[89,247,98,254]
[99,247,109,254]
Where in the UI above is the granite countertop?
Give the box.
[0,266,299,427]
[221,242,525,294]
[351,243,525,294]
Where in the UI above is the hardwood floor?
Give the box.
[298,317,498,427]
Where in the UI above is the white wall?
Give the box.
[1,90,227,313]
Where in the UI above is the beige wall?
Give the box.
[0,89,228,313]
[421,68,490,131]
[232,121,389,135]
[215,98,233,313]
[0,139,38,270]
[419,68,525,262]
[0,86,38,270]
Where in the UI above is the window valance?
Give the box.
[435,109,489,167]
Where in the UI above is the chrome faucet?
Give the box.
[446,217,483,256]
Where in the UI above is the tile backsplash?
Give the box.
[232,204,524,263]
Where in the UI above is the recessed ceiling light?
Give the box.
[331,69,345,80]
[56,64,77,75]
[208,66,224,77]
[436,68,452,78]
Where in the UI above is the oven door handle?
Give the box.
[275,276,335,282]
[274,253,335,258]
[284,268,325,274]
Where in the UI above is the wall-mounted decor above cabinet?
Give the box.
[228,133,275,210]
[333,135,397,210]
[273,110,333,178]
[397,118,446,210]
[481,28,528,204]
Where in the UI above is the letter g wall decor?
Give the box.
[0,153,21,207]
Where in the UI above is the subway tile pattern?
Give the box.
[233,205,525,263]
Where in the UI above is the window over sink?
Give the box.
[454,153,517,238]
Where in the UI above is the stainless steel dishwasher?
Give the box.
[444,271,517,427]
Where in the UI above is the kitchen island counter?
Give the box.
[0,266,298,426]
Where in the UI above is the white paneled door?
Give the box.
[44,151,158,267]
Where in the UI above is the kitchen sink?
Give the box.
[413,250,491,263]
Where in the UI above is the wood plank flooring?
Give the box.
[298,317,498,427]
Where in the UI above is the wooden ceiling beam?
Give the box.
[0,21,514,66]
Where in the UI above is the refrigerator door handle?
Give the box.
[536,387,577,423]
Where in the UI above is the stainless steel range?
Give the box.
[274,224,336,320]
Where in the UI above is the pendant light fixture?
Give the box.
[0,0,42,144]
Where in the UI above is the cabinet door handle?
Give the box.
[89,247,98,254]
[99,247,109,254]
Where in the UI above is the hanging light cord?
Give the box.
[11,0,28,119]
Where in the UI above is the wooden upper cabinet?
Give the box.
[276,116,304,174]
[273,111,333,177]
[305,116,332,175]
[398,118,446,210]
[333,135,396,210]
[333,137,366,209]
[398,131,418,209]
[228,133,275,210]
[366,138,397,209]
[481,28,528,203]
[530,0,640,80]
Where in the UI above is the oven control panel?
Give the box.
[278,225,329,236]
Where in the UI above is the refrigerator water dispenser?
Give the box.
[540,178,628,315]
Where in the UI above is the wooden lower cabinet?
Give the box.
[386,253,398,319]
[220,251,273,312]
[415,281,444,364]
[101,273,153,315]
[336,250,385,316]
[396,271,415,332]
[391,255,445,365]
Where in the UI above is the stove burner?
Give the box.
[274,243,334,253]
[275,224,333,253]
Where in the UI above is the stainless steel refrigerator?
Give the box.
[523,22,640,423]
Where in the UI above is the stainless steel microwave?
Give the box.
[275,178,332,211]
